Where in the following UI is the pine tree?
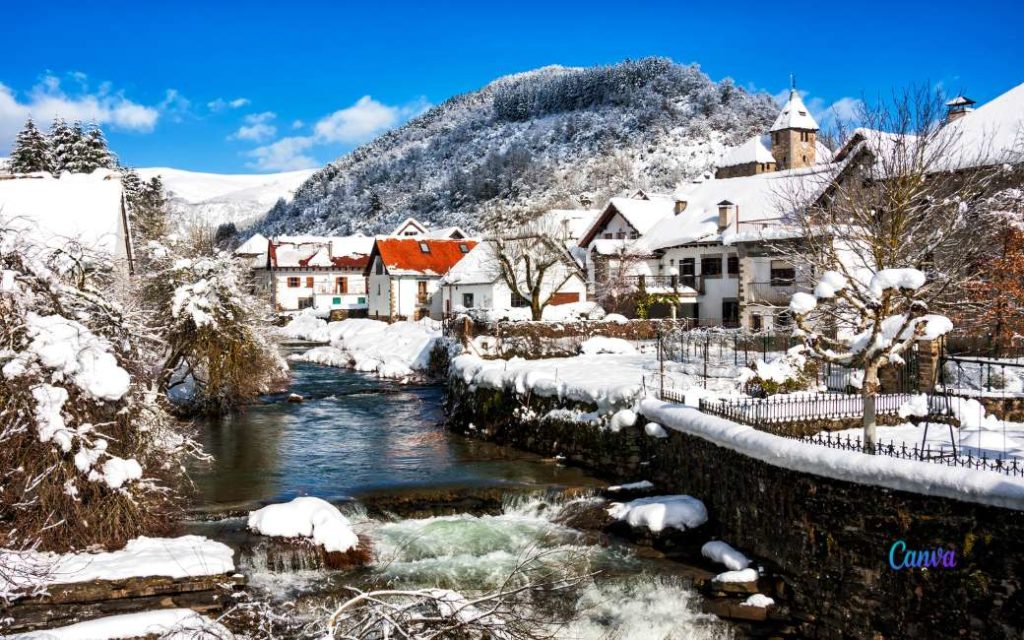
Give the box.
[81,123,115,171]
[9,118,52,174]
[126,174,169,247]
[49,118,76,175]
[64,122,91,173]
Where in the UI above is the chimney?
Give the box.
[945,95,976,124]
[674,199,687,215]
[717,200,735,231]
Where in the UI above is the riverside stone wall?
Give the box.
[445,379,1024,640]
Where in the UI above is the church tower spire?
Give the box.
[770,82,819,170]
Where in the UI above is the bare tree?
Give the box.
[486,214,583,321]
[321,547,594,639]
[593,243,647,316]
[778,85,1000,450]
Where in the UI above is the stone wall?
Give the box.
[446,380,1024,639]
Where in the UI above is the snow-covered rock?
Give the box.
[607,495,708,533]
[713,568,759,583]
[701,540,751,571]
[247,496,359,553]
[742,594,775,608]
[17,608,233,639]
[0,536,235,594]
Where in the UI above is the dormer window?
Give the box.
[419,241,430,253]
[459,243,469,253]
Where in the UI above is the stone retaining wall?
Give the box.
[446,379,1024,640]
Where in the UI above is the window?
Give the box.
[727,255,739,277]
[462,293,475,308]
[511,292,529,308]
[751,314,763,332]
[375,259,383,275]
[459,243,470,253]
[336,277,348,294]
[419,241,430,253]
[332,297,341,305]
[770,260,796,285]
[298,297,314,310]
[305,276,314,288]
[722,299,739,326]
[701,255,722,279]
[287,277,300,288]
[680,258,695,275]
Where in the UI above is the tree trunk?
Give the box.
[862,365,881,453]
[531,290,543,321]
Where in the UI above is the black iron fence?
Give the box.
[942,334,1024,359]
[798,431,1024,477]
[698,393,926,427]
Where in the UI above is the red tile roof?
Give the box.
[371,238,478,276]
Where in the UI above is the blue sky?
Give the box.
[1,0,1021,173]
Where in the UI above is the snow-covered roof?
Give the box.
[770,90,819,132]
[543,208,602,242]
[719,137,776,168]
[938,82,1024,170]
[422,225,469,239]
[945,96,976,107]
[235,233,269,256]
[266,234,374,268]
[0,170,129,260]
[637,166,834,251]
[390,216,429,236]
[439,242,500,285]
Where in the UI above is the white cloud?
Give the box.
[0,74,162,150]
[230,111,278,143]
[245,95,431,171]
[160,89,191,122]
[817,96,864,130]
[208,97,250,112]
[245,135,318,171]
[314,95,430,144]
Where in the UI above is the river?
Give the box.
[188,359,736,639]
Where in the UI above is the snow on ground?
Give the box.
[701,541,750,572]
[0,536,235,595]
[579,336,637,355]
[247,496,359,553]
[15,608,233,639]
[451,351,741,414]
[462,301,606,323]
[137,166,314,229]
[606,495,708,533]
[287,316,442,380]
[641,398,1024,509]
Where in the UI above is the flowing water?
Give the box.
[190,359,735,639]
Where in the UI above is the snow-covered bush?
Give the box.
[139,235,288,414]
[0,228,195,554]
[738,346,819,397]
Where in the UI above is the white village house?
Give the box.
[236,217,468,316]
[439,239,588,315]
[234,234,374,315]
[366,237,478,320]
[581,82,1024,329]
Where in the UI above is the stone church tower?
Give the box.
[770,88,819,170]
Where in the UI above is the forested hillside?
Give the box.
[257,58,778,235]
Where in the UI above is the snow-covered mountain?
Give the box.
[256,58,778,236]
[137,167,315,230]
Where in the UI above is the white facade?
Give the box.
[367,256,444,320]
[271,268,368,313]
